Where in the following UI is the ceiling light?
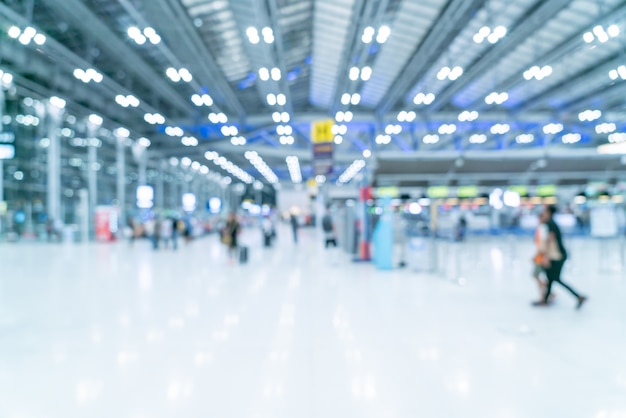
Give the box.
[543,123,564,135]
[375,134,392,145]
[334,135,343,144]
[485,92,509,105]
[49,96,66,109]
[362,27,375,44]
[438,124,457,135]
[335,111,345,122]
[490,123,510,134]
[344,111,353,122]
[583,31,594,43]
[259,67,270,81]
[277,94,286,106]
[376,25,391,44]
[469,134,487,144]
[246,27,260,44]
[608,132,626,143]
[341,93,351,105]
[351,93,361,105]
[272,112,281,123]
[349,67,360,81]
[271,67,281,81]
[458,110,479,122]
[515,134,534,144]
[338,159,366,184]
[262,27,274,44]
[361,66,372,81]
[281,112,290,123]
[138,137,151,147]
[89,114,103,126]
[596,122,616,134]
[8,26,21,39]
[286,156,302,184]
[33,33,46,45]
[114,127,130,138]
[607,24,620,37]
[562,133,581,144]
[266,93,277,106]
[578,109,602,122]
[423,134,440,144]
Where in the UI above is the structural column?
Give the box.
[46,101,63,225]
[87,126,98,238]
[116,134,126,222]
[155,160,165,209]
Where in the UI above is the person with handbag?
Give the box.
[532,205,587,309]
[222,212,240,259]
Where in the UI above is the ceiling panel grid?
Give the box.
[405,0,535,109]
[360,0,446,108]
[310,0,356,108]
[460,0,624,109]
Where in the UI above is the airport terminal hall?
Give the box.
[2,0,626,416]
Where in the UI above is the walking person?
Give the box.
[321,206,337,249]
[222,212,240,260]
[532,205,587,309]
[531,219,554,301]
[160,216,173,249]
[290,213,299,244]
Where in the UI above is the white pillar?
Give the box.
[46,102,63,225]
[115,135,126,222]
[87,130,98,239]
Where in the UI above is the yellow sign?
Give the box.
[311,119,334,143]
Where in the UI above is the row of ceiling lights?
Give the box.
[15,22,173,135]
[127,27,161,45]
[286,156,302,184]
[338,159,366,184]
[8,25,46,46]
[259,67,281,81]
[181,136,198,147]
[472,26,507,44]
[361,26,391,44]
[578,109,601,122]
[165,67,193,83]
[73,68,104,84]
[144,113,165,125]
[230,136,247,146]
[349,66,373,82]
[205,151,254,184]
[417,131,581,146]
[608,65,626,81]
[272,112,291,123]
[266,93,287,106]
[246,27,274,44]
[341,93,361,106]
[0,69,13,87]
[583,25,619,44]
[115,94,140,108]
[245,151,278,184]
[335,111,354,123]
[191,94,213,107]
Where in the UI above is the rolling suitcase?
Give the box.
[239,246,249,264]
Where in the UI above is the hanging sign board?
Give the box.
[311,119,334,144]
[312,120,335,176]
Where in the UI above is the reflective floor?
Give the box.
[1,228,625,418]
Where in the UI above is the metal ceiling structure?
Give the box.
[1,0,625,188]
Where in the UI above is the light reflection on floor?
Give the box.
[0,228,625,418]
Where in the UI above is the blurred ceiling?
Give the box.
[1,0,625,186]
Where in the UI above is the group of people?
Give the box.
[128,216,190,250]
[531,205,587,309]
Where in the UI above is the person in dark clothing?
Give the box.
[224,212,240,259]
[322,206,337,248]
[533,205,587,309]
[290,213,299,244]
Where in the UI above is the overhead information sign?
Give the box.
[427,186,449,198]
[0,144,15,160]
[457,186,478,198]
[311,119,334,143]
[536,184,557,197]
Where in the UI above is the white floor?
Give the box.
[1,227,625,418]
